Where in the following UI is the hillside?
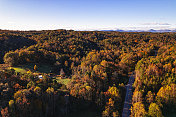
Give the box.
[0,29,175,117]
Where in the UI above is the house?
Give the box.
[38,75,43,79]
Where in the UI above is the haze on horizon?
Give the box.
[0,0,176,31]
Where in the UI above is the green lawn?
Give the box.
[21,63,54,73]
[166,113,176,117]
[9,67,27,74]
[56,78,71,85]
[9,63,54,74]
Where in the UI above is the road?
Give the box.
[122,72,135,117]
[122,49,158,117]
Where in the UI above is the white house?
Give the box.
[38,75,43,79]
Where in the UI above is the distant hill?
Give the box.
[101,29,176,32]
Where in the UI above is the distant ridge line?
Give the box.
[100,29,176,32]
[0,28,176,32]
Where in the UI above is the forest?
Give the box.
[0,29,175,117]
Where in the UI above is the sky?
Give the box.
[0,0,176,30]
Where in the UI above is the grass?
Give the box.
[21,63,54,73]
[7,63,54,74]
[56,77,71,85]
[166,112,176,117]
[9,67,27,74]
[7,63,71,85]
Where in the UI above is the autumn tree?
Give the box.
[146,91,154,104]
[1,107,10,117]
[4,52,18,66]
[131,102,146,117]
[148,103,163,117]
[132,91,143,104]
[34,64,38,71]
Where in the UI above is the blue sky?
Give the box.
[0,0,175,30]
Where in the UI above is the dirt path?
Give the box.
[122,72,135,117]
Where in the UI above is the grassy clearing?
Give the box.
[21,63,54,73]
[166,112,176,117]
[9,67,27,74]
[56,78,71,85]
[7,63,54,74]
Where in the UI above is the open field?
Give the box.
[56,78,71,85]
[166,112,176,117]
[2,63,54,74]
[9,67,27,74]
[1,63,71,85]
[18,63,54,73]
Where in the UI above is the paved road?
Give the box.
[122,72,135,117]
[122,49,158,117]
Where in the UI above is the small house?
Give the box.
[38,75,43,79]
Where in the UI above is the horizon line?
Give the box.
[0,27,176,32]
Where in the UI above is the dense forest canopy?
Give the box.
[0,29,175,117]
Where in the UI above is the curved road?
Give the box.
[122,72,135,117]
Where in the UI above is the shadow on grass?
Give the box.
[14,63,54,74]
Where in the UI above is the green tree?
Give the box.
[4,52,18,66]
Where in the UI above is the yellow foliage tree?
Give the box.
[148,103,163,117]
[108,85,121,100]
[101,60,108,67]
[131,102,146,117]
